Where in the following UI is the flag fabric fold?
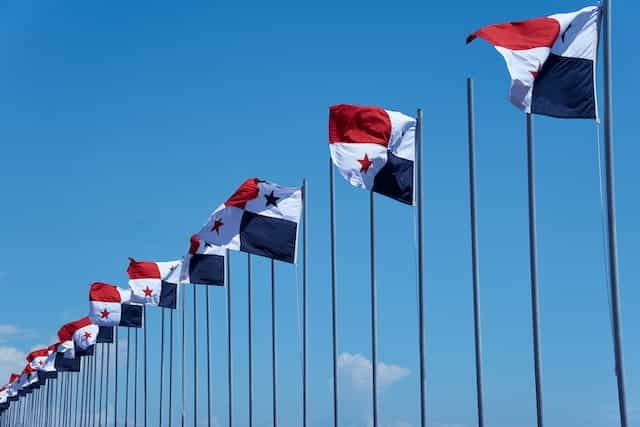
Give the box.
[57,317,99,358]
[184,234,225,285]
[89,282,143,327]
[329,104,416,205]
[127,258,181,309]
[196,178,302,263]
[467,6,600,119]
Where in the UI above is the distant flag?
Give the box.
[89,282,144,328]
[329,104,416,205]
[196,178,302,263]
[58,317,99,357]
[6,375,20,401]
[26,348,56,379]
[127,258,182,309]
[183,234,225,285]
[18,365,39,393]
[467,6,600,119]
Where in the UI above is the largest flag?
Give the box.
[467,6,599,119]
[196,178,302,263]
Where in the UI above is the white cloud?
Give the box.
[0,324,22,336]
[0,345,25,382]
[338,352,410,393]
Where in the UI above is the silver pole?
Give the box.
[134,329,138,427]
[125,330,130,427]
[99,345,105,427]
[526,113,544,427]
[271,259,277,427]
[160,310,166,427]
[247,254,253,427]
[105,338,111,427]
[302,179,308,427]
[93,350,99,427]
[329,159,339,427]
[205,285,212,427]
[144,308,148,427]
[602,2,629,425]
[169,310,174,427]
[181,279,186,427]
[193,284,198,427]
[415,107,427,427]
[114,328,119,427]
[226,252,233,427]
[369,191,379,427]
[466,80,485,427]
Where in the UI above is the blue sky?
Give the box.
[0,1,638,426]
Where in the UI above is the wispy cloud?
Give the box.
[338,352,410,393]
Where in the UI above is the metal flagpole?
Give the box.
[415,107,428,427]
[302,179,308,427]
[85,357,91,427]
[271,259,277,427]
[226,252,233,427]
[467,79,485,427]
[45,376,51,427]
[369,191,379,427]
[193,284,198,427]
[114,328,119,427]
[105,340,111,427]
[125,330,130,427]
[247,254,253,427]
[160,310,166,427]
[181,279,186,427]
[144,307,148,427]
[134,328,138,427]
[328,159,339,427]
[526,113,544,427]
[99,345,105,426]
[75,370,81,427]
[205,285,212,427]
[94,351,99,427]
[169,310,174,427]
[602,2,629,425]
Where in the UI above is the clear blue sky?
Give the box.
[0,1,638,426]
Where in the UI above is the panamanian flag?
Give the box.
[184,234,225,286]
[57,317,99,358]
[26,348,56,379]
[467,6,600,119]
[89,282,144,328]
[196,178,302,264]
[128,259,181,309]
[329,104,416,205]
[6,375,19,402]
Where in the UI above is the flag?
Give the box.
[467,6,599,119]
[183,234,225,286]
[329,104,416,205]
[196,178,302,263]
[18,365,39,393]
[53,348,81,372]
[89,282,144,328]
[6,375,19,402]
[27,348,56,379]
[58,317,99,357]
[127,259,181,309]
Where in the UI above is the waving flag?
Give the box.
[184,234,225,286]
[58,317,99,357]
[27,348,56,379]
[196,178,302,263]
[6,375,20,401]
[329,104,416,205]
[89,282,144,327]
[467,6,599,119]
[128,259,181,308]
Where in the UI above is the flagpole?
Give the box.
[226,251,233,427]
[160,310,166,427]
[247,254,253,427]
[271,259,277,427]
[134,328,139,427]
[105,340,111,427]
[99,345,105,426]
[466,79,485,427]
[415,106,428,427]
[205,285,212,427]
[526,113,544,427]
[125,330,130,427]
[181,278,186,427]
[75,369,81,427]
[328,159,339,427]
[302,178,308,427]
[169,310,174,427]
[369,191,379,427]
[94,350,99,427]
[602,2,629,425]
[144,307,148,427]
[193,284,198,427]
[114,328,119,427]
[79,361,86,427]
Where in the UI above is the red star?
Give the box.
[143,286,153,297]
[83,332,92,340]
[211,218,224,234]
[358,154,373,173]
[100,309,110,319]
